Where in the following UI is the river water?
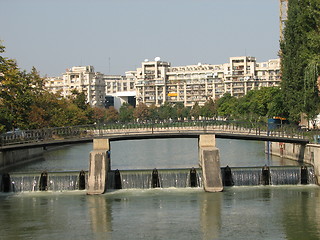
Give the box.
[1,139,320,239]
[10,138,299,172]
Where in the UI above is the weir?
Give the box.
[0,165,316,192]
[0,171,87,192]
[87,135,223,194]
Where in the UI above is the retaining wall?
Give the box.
[0,148,44,171]
[267,142,320,183]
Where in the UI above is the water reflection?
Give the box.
[199,192,222,239]
[88,195,112,233]
[0,187,320,239]
[282,188,320,239]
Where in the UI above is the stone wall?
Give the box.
[268,141,320,183]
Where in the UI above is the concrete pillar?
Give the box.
[199,135,223,192]
[87,139,110,195]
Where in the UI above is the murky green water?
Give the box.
[12,138,300,172]
[1,186,319,240]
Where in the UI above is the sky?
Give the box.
[0,0,280,77]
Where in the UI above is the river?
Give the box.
[10,138,300,172]
[1,139,319,239]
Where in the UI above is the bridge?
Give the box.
[0,121,311,150]
[0,121,317,194]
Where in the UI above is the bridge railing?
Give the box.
[0,120,315,147]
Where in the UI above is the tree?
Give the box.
[158,102,173,121]
[134,103,149,122]
[119,103,134,123]
[174,102,185,120]
[190,102,201,120]
[70,90,88,111]
[148,104,159,122]
[92,107,107,124]
[201,98,217,119]
[280,0,320,122]
[216,93,237,119]
[105,107,119,123]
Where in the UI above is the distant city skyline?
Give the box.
[0,0,279,77]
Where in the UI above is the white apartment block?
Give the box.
[45,66,106,108]
[45,56,280,109]
[45,66,136,109]
[135,56,281,107]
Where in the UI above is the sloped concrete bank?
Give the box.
[0,148,44,171]
[267,142,320,184]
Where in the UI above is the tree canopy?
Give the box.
[280,0,320,122]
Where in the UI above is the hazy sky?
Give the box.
[0,0,280,77]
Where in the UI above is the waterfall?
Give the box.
[269,167,300,185]
[307,167,317,184]
[230,167,262,186]
[223,166,317,186]
[2,166,317,192]
[110,169,203,189]
[9,171,88,192]
[10,173,40,192]
[158,169,203,188]
[46,172,80,191]
[119,170,153,189]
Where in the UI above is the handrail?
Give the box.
[0,120,315,147]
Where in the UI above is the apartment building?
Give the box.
[45,66,136,109]
[104,72,136,109]
[45,66,106,108]
[135,56,281,107]
[45,56,281,109]
[135,60,170,106]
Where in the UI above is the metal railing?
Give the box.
[0,120,315,147]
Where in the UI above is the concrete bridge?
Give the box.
[0,123,310,150]
[0,123,310,174]
[0,122,315,193]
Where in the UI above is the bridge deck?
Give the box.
[0,129,309,151]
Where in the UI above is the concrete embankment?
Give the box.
[267,142,320,184]
[0,148,44,171]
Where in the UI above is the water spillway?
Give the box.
[0,171,88,192]
[0,166,317,192]
[223,166,317,186]
[106,168,203,189]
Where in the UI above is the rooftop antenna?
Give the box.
[108,57,111,74]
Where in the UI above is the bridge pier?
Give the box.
[87,139,110,195]
[199,135,223,192]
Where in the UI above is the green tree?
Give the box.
[158,102,173,121]
[280,0,320,122]
[174,102,185,120]
[119,103,134,123]
[216,93,237,119]
[70,89,88,111]
[181,106,191,120]
[149,104,159,122]
[190,102,201,120]
[201,98,217,119]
